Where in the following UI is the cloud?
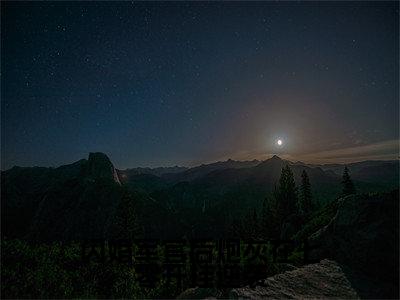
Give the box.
[296,139,399,163]
[202,139,399,166]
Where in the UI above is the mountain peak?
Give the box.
[270,155,282,160]
[88,152,111,162]
[257,155,285,168]
[85,152,120,184]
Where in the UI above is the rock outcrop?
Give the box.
[177,191,399,299]
[177,260,359,299]
[230,259,359,299]
[308,190,399,298]
[2,152,125,241]
[84,152,121,184]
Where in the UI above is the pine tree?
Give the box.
[229,217,243,238]
[252,208,259,238]
[261,197,269,236]
[261,197,278,238]
[110,188,140,240]
[275,165,298,226]
[341,166,356,196]
[242,208,259,239]
[300,170,312,216]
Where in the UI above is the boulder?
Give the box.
[230,259,359,299]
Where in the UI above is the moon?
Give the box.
[276,139,283,146]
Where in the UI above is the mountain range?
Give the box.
[1,152,398,240]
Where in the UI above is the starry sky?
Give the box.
[2,1,399,169]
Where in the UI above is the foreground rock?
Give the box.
[230,259,359,299]
[308,190,399,298]
[177,287,228,299]
[177,260,358,299]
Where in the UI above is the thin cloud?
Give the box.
[297,139,399,164]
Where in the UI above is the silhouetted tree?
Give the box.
[341,166,356,196]
[109,188,140,240]
[229,217,243,238]
[251,208,259,237]
[242,208,259,239]
[261,197,278,238]
[275,165,298,226]
[299,170,313,216]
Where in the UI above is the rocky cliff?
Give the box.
[176,191,399,299]
[84,152,121,184]
[2,152,124,240]
[230,260,359,299]
[307,190,399,298]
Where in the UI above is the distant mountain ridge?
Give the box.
[4,153,398,182]
[2,152,398,240]
[3,153,398,196]
[117,166,187,178]
[161,158,261,183]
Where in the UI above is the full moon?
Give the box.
[277,139,283,146]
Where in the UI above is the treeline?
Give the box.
[1,164,359,299]
[232,165,356,240]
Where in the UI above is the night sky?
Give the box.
[2,1,399,169]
